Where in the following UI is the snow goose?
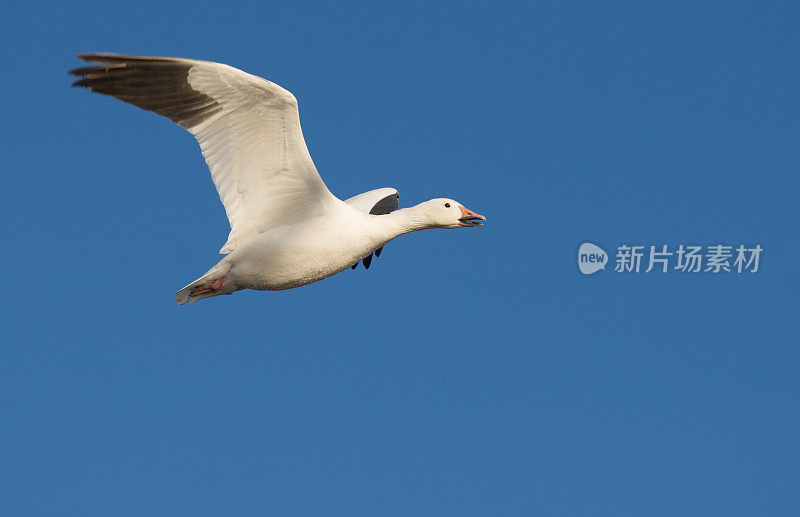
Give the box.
[70,53,486,304]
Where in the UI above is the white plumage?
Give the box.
[71,53,485,304]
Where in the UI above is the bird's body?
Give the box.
[71,53,485,304]
[187,202,395,299]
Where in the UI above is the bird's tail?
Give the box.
[174,262,233,305]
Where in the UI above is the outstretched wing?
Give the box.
[70,53,337,253]
[344,188,399,269]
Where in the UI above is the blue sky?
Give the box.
[2,1,799,515]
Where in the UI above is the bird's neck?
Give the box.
[377,205,433,240]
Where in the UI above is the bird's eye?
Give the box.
[444,203,450,208]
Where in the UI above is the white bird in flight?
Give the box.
[71,53,486,304]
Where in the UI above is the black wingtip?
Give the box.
[76,52,115,63]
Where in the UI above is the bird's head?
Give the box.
[417,198,486,229]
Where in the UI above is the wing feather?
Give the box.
[71,53,336,253]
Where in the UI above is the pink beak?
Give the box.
[458,205,486,227]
